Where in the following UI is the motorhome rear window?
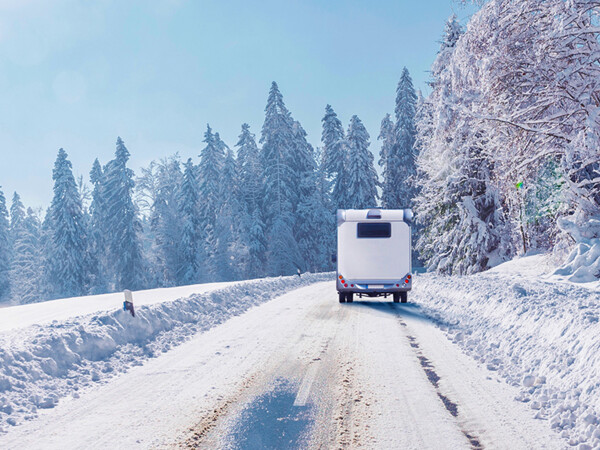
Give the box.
[357,222,391,238]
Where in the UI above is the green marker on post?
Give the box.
[516,181,523,189]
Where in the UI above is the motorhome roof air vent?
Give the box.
[366,209,381,219]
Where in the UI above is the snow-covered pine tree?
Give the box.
[246,208,268,279]
[134,160,163,288]
[9,192,25,245]
[135,160,159,218]
[214,146,242,281]
[296,148,336,272]
[260,82,301,276]
[178,158,203,284]
[198,125,226,279]
[47,148,88,298]
[378,113,395,208]
[198,125,225,226]
[380,68,418,209]
[390,67,418,208]
[103,137,146,290]
[88,159,109,293]
[237,123,263,215]
[447,132,503,274]
[266,213,300,276]
[345,115,378,209]
[235,123,266,278]
[410,90,431,267]
[11,208,44,304]
[416,13,508,274]
[150,156,183,286]
[292,121,316,191]
[214,132,230,160]
[0,188,10,301]
[8,192,26,300]
[38,207,55,301]
[292,120,318,271]
[415,15,464,272]
[413,90,432,166]
[321,104,348,209]
[315,149,336,271]
[77,175,91,213]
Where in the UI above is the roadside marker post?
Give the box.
[123,290,135,317]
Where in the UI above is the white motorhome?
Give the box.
[335,208,412,303]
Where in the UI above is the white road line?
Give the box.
[294,364,320,407]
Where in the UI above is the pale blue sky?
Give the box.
[0,0,477,208]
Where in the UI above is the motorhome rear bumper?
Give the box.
[336,278,412,292]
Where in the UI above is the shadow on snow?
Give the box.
[344,300,435,323]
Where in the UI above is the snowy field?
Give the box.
[0,272,332,434]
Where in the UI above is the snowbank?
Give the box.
[487,252,558,278]
[413,263,600,448]
[554,239,600,283]
[0,273,333,433]
[0,280,248,332]
[553,216,600,284]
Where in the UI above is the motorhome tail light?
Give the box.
[407,275,412,279]
[405,279,409,284]
[338,275,343,279]
[351,284,354,287]
[341,280,345,284]
[344,284,348,287]
[396,284,399,287]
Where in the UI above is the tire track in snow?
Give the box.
[326,306,379,449]
[182,372,260,448]
[398,312,484,450]
[183,286,344,449]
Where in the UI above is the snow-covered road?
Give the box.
[0,280,563,449]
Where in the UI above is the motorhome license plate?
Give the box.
[369,284,384,289]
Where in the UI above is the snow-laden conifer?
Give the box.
[236,123,263,215]
[260,82,301,275]
[178,158,203,284]
[296,149,335,272]
[321,104,347,209]
[415,13,506,274]
[214,146,242,281]
[150,156,183,286]
[88,159,109,293]
[103,137,145,290]
[378,113,395,208]
[345,115,378,209]
[11,208,44,304]
[198,125,226,278]
[198,125,225,228]
[246,209,268,279]
[389,67,418,208]
[235,123,266,277]
[9,192,25,244]
[48,148,88,297]
[266,213,300,276]
[292,120,318,270]
[0,188,10,301]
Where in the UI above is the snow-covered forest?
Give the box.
[0,80,403,304]
[415,1,600,277]
[2,0,600,304]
